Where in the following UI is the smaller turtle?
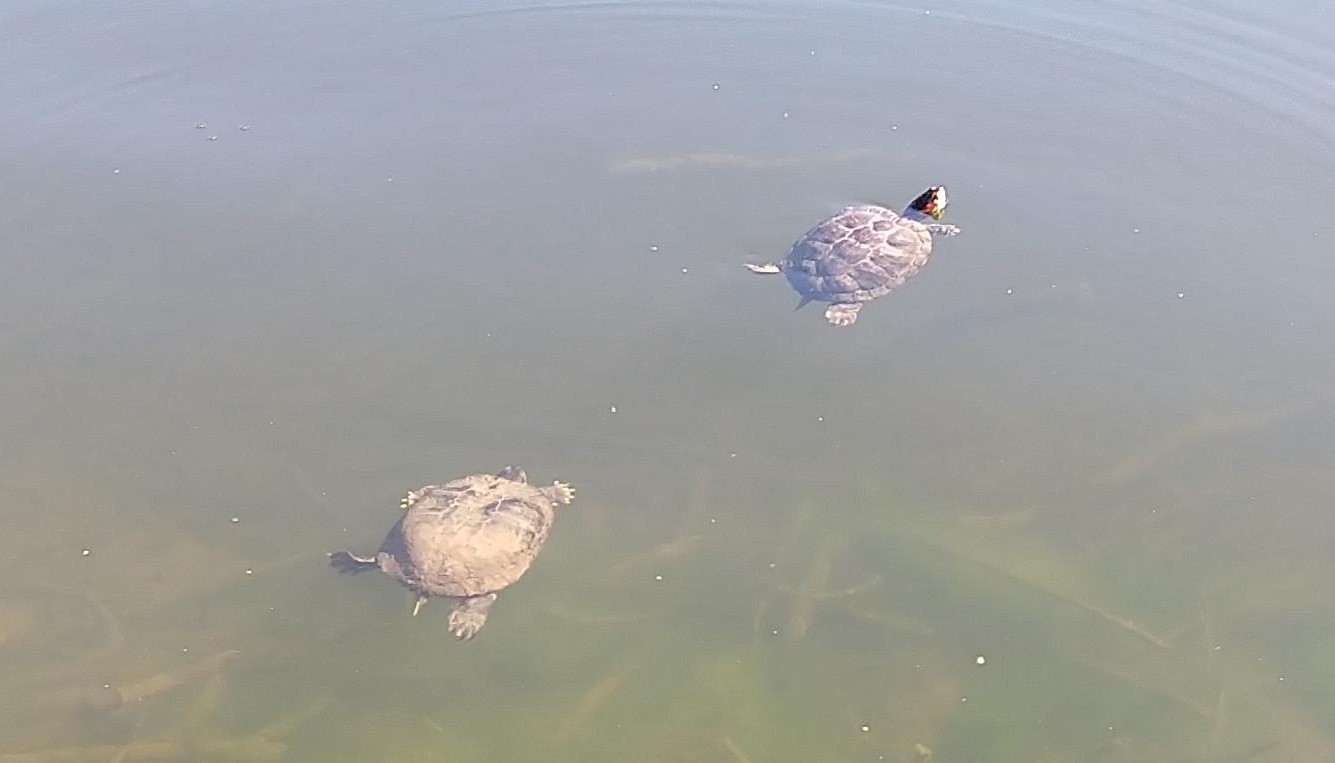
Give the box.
[745,186,961,326]
[330,466,574,640]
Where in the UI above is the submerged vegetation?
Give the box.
[2,425,1331,763]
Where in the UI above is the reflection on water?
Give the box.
[2,0,1334,760]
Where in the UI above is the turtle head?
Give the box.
[906,186,949,221]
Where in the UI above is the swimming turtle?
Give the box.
[745,186,960,326]
[329,467,574,640]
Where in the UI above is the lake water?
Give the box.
[2,0,1334,760]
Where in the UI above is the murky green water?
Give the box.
[3,0,1334,760]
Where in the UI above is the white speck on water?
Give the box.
[81,548,91,557]
[1177,291,1186,299]
[102,683,111,689]
[709,517,717,524]
[238,124,250,131]
[860,725,870,733]
[924,9,931,14]
[1005,288,1013,294]
[609,405,617,413]
[711,83,720,90]
[772,629,779,635]
[960,696,968,702]
[681,267,689,273]
[654,574,663,581]
[245,569,253,575]
[782,112,789,118]
[230,516,240,524]
[1050,283,1057,289]
[649,245,659,252]
[207,135,218,141]
[817,416,824,422]
[1278,675,1285,682]
[975,655,986,665]
[194,123,207,129]
[1213,644,1222,651]
[182,647,189,653]
[809,49,816,56]
[268,420,275,425]
[1132,227,1141,233]
[768,562,777,568]
[112,168,120,174]
[386,177,394,183]
[890,124,899,131]
[729,452,738,458]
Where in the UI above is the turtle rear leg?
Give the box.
[328,550,378,574]
[447,593,498,640]
[542,481,576,506]
[496,466,528,483]
[744,262,782,274]
[824,303,862,326]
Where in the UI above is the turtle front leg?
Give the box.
[447,593,498,640]
[824,303,862,327]
[924,223,961,237]
[328,551,378,574]
[541,481,576,506]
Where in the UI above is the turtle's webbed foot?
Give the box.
[744,262,782,275]
[543,481,575,506]
[447,594,498,641]
[328,551,378,574]
[824,303,862,327]
[926,223,961,237]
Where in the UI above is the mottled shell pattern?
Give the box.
[375,470,568,599]
[783,204,936,304]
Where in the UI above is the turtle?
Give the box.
[745,185,960,326]
[329,466,574,640]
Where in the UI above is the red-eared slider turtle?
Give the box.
[330,467,574,640]
[745,186,960,326]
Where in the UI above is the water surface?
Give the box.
[2,0,1334,760]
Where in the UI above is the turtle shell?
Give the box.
[783,204,935,303]
[375,472,557,598]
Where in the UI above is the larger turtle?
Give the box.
[745,186,960,326]
[329,466,574,640]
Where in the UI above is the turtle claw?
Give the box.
[544,481,575,506]
[926,223,960,237]
[824,303,862,327]
[447,594,497,640]
[328,551,378,574]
